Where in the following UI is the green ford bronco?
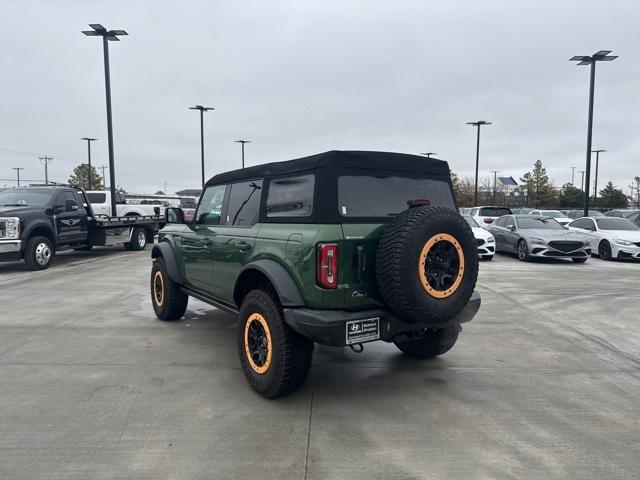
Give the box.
[150,151,480,398]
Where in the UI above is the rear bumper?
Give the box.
[283,291,481,346]
[0,240,22,261]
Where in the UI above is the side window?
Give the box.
[585,219,596,231]
[266,174,315,217]
[469,209,477,216]
[504,216,515,227]
[571,219,586,229]
[494,216,506,227]
[225,180,263,226]
[195,185,227,225]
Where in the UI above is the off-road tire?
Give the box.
[572,257,588,264]
[130,227,147,251]
[517,239,531,262]
[151,257,188,320]
[394,326,460,359]
[24,236,54,271]
[376,206,478,325]
[238,290,313,398]
[598,240,612,261]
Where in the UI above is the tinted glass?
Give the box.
[494,216,507,227]
[515,217,564,229]
[464,215,479,228]
[0,189,55,207]
[595,218,639,231]
[569,219,588,229]
[338,176,455,217]
[195,185,227,225]
[266,174,314,217]
[539,211,564,218]
[87,193,106,204]
[478,207,511,217]
[226,180,263,226]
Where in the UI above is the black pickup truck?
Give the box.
[0,184,164,270]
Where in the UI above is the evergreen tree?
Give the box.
[517,160,557,207]
[559,183,583,208]
[68,164,103,190]
[598,182,628,209]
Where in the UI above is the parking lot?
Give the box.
[1,249,639,480]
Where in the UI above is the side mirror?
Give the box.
[65,199,78,212]
[165,207,185,224]
[507,224,516,231]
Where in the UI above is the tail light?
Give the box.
[316,243,338,289]
[484,218,493,224]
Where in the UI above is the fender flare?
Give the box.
[22,220,56,243]
[235,259,305,307]
[151,242,183,284]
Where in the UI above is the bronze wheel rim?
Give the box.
[244,313,272,374]
[153,271,164,306]
[418,233,465,298]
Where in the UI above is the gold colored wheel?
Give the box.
[153,271,164,306]
[244,313,272,374]
[418,233,465,299]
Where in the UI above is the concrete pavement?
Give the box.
[0,248,639,479]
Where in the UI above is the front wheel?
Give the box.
[394,326,460,359]
[238,290,313,398]
[517,239,531,262]
[24,236,54,271]
[150,258,188,320]
[129,227,147,251]
[598,241,613,261]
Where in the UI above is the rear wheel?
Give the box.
[517,239,531,262]
[394,326,460,359]
[129,228,147,251]
[598,240,612,261]
[24,236,54,271]
[238,290,313,398]
[150,257,188,320]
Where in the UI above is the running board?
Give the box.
[180,287,239,315]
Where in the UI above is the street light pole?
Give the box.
[579,170,585,191]
[570,50,617,216]
[466,120,492,206]
[81,137,98,189]
[491,170,501,205]
[189,105,214,188]
[99,165,109,188]
[591,149,606,206]
[235,140,251,169]
[571,166,576,186]
[12,167,24,186]
[83,24,128,217]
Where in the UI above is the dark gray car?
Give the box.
[487,215,591,263]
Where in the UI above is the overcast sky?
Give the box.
[1,0,639,194]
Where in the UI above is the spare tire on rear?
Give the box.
[376,206,478,324]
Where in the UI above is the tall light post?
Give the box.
[579,170,585,191]
[570,50,617,217]
[99,165,109,188]
[591,149,606,206]
[39,156,52,185]
[421,152,437,158]
[81,137,98,189]
[12,167,24,186]
[189,105,214,188]
[235,140,251,169]
[82,24,128,217]
[466,120,492,206]
[571,166,576,186]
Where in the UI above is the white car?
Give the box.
[469,206,513,227]
[86,191,163,217]
[464,215,495,260]
[529,209,572,226]
[567,217,640,260]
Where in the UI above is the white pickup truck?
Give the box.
[86,191,164,217]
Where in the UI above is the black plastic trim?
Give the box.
[235,259,305,307]
[151,242,183,284]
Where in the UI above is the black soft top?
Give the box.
[206,150,450,186]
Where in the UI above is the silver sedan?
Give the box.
[487,215,591,262]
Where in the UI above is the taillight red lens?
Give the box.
[484,218,493,224]
[316,243,338,289]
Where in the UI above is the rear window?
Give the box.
[338,176,455,217]
[479,207,511,217]
[87,193,106,204]
[266,174,314,217]
[596,218,639,231]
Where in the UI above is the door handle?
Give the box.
[237,241,252,252]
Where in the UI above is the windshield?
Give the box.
[464,215,480,228]
[516,216,564,229]
[596,218,639,231]
[538,210,564,218]
[478,207,511,217]
[338,175,455,217]
[0,189,55,207]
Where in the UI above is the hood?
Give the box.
[607,230,640,241]
[0,205,44,217]
[521,228,588,242]
[472,226,494,240]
